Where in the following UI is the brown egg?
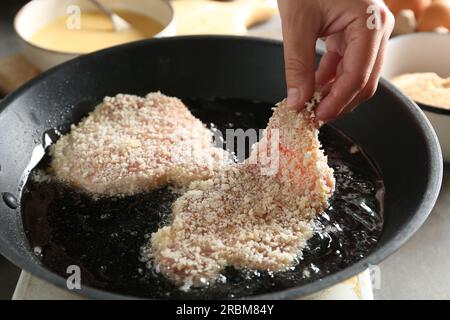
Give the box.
[388,0,432,18]
[417,0,450,31]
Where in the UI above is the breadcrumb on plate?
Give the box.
[50,92,229,196]
[145,93,335,289]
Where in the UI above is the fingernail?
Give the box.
[287,88,301,109]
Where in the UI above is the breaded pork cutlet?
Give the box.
[50,92,228,196]
[145,94,335,290]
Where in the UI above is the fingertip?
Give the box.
[315,110,329,123]
[286,88,301,109]
[315,102,338,123]
[286,80,315,111]
[300,83,316,111]
[314,118,325,128]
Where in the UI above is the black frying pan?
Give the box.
[0,36,443,299]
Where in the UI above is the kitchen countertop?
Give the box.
[1,1,450,300]
[375,165,450,299]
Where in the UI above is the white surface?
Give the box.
[13,269,373,300]
[374,166,450,300]
[13,272,85,300]
[381,33,450,162]
[14,0,175,70]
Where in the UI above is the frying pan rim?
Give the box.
[0,35,443,300]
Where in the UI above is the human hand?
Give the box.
[277,0,394,122]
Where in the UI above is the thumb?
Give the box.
[281,14,319,110]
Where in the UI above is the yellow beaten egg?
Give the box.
[30,10,163,54]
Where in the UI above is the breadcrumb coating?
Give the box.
[50,92,228,196]
[51,90,334,289]
[391,72,450,109]
[145,93,335,289]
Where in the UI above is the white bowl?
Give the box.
[381,33,450,163]
[14,0,176,71]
